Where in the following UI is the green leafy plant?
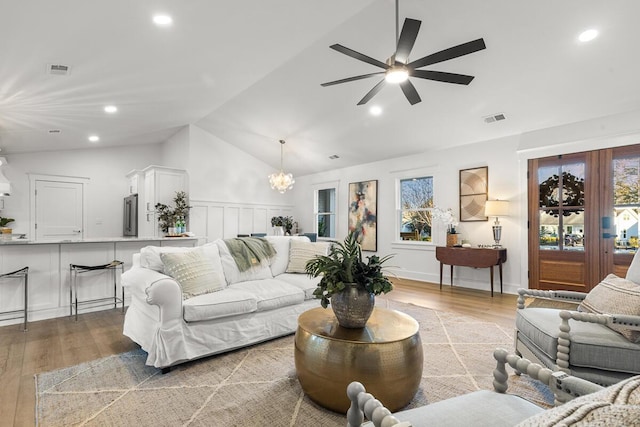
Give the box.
[0,217,14,227]
[271,216,293,229]
[305,232,394,308]
[155,191,191,232]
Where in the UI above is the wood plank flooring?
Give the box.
[0,279,518,426]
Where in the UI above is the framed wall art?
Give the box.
[459,166,488,222]
[348,179,378,251]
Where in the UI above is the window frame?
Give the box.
[395,174,438,247]
[313,182,338,240]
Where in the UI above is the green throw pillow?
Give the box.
[161,248,226,299]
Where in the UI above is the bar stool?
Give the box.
[0,266,29,331]
[69,260,124,321]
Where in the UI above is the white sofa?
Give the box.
[122,236,326,370]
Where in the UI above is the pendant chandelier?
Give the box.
[268,140,295,193]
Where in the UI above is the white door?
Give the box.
[35,180,84,240]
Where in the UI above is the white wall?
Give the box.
[2,144,162,238]
[290,114,640,294]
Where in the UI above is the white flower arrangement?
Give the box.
[431,207,459,233]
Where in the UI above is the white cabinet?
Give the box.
[141,166,188,237]
[125,169,143,195]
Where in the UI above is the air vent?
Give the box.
[46,63,71,76]
[329,154,340,160]
[48,129,62,134]
[483,113,506,123]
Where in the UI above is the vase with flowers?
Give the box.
[271,216,293,235]
[432,207,460,246]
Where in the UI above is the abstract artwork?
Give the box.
[348,180,378,251]
[459,166,488,222]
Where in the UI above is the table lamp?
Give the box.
[484,200,509,247]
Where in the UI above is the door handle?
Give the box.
[73,229,81,233]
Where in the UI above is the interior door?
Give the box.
[528,144,640,291]
[35,180,83,240]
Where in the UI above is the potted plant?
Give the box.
[155,191,191,233]
[0,216,14,238]
[271,215,293,235]
[305,231,394,328]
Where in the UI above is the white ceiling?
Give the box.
[2,0,640,176]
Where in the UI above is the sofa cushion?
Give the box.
[515,376,640,427]
[364,390,543,427]
[265,236,310,276]
[182,288,258,322]
[516,307,640,374]
[276,273,321,300]
[215,239,273,285]
[286,239,331,273]
[140,245,193,272]
[229,279,305,311]
[161,247,226,299]
[578,274,640,342]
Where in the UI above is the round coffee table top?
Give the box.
[297,306,419,343]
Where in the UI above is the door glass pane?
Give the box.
[613,157,640,253]
[538,161,586,251]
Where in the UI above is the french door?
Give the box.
[528,144,640,291]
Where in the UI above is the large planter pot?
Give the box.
[330,283,375,328]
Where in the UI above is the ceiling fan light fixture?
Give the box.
[385,67,409,84]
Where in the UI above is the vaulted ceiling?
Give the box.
[2,1,640,176]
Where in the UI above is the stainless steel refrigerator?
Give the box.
[123,194,138,236]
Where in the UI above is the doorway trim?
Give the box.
[28,173,90,241]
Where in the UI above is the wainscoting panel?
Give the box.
[190,200,293,242]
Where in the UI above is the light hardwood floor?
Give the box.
[0,279,519,426]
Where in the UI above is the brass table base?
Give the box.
[294,307,423,413]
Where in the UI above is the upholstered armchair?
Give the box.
[346,348,624,427]
[515,274,640,386]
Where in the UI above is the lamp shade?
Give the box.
[485,200,509,217]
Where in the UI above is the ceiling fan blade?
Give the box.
[330,44,389,69]
[399,80,421,105]
[321,72,385,87]
[394,18,421,64]
[357,79,386,105]
[412,69,475,85]
[408,38,486,69]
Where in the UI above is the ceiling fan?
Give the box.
[321,0,486,106]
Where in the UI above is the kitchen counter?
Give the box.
[0,235,201,327]
[0,235,199,245]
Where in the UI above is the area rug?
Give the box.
[35,300,553,426]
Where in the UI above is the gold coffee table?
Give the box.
[294,306,423,413]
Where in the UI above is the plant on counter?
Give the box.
[155,191,191,233]
[0,216,15,228]
[271,215,294,232]
[305,231,394,308]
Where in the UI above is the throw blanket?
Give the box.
[224,237,276,272]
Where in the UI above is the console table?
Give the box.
[435,246,507,296]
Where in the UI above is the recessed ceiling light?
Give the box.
[578,29,598,42]
[104,105,118,113]
[88,135,100,142]
[369,105,383,116]
[153,15,173,26]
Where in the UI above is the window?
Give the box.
[316,188,336,238]
[399,176,434,241]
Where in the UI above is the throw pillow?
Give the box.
[578,274,640,342]
[160,247,226,299]
[286,240,331,274]
[626,251,640,285]
[515,376,640,427]
[140,245,192,272]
